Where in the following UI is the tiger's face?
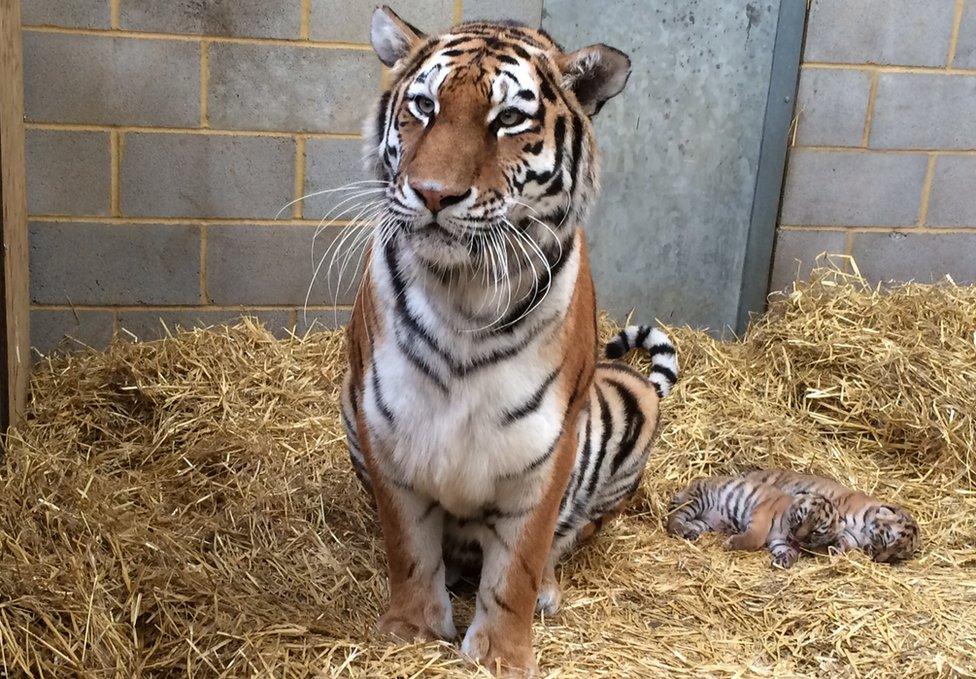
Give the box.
[865,505,921,563]
[366,7,630,270]
[786,493,842,549]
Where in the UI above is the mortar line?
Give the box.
[199,41,210,128]
[199,224,209,305]
[803,61,976,76]
[109,0,120,29]
[110,132,122,216]
[779,224,976,234]
[27,215,364,226]
[32,303,355,312]
[860,71,880,147]
[300,0,312,40]
[916,154,939,227]
[791,145,976,155]
[26,122,363,140]
[947,0,966,68]
[21,25,372,50]
[293,136,307,219]
[453,0,464,24]
[843,231,854,257]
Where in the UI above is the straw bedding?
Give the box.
[2,263,975,677]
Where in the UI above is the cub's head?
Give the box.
[865,505,921,563]
[366,6,630,269]
[786,493,841,549]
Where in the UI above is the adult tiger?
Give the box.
[340,7,676,674]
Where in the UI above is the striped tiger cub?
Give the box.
[742,470,921,563]
[340,7,672,675]
[667,476,842,568]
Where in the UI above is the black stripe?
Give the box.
[651,364,678,386]
[586,386,614,497]
[494,230,575,332]
[569,410,593,501]
[605,379,645,475]
[371,368,395,423]
[647,343,676,356]
[500,429,561,480]
[492,589,516,615]
[501,365,562,424]
[635,325,652,348]
[396,331,450,395]
[567,114,584,196]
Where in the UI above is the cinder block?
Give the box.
[955,0,976,69]
[311,0,454,43]
[30,221,201,305]
[121,134,294,218]
[870,74,976,149]
[851,231,976,284]
[118,309,295,339]
[926,156,976,227]
[208,44,378,133]
[769,230,847,291]
[463,0,543,26]
[794,68,872,147]
[22,0,109,28]
[206,225,363,305]
[804,0,955,67]
[30,309,115,356]
[22,32,199,126]
[780,150,928,227]
[303,138,373,220]
[121,0,300,39]
[26,130,110,216]
[296,309,351,334]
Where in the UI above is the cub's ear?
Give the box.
[371,5,426,67]
[558,44,631,116]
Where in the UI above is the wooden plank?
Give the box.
[0,0,30,433]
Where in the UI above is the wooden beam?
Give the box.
[0,0,30,433]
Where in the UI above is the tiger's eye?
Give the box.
[497,108,527,127]
[414,96,435,115]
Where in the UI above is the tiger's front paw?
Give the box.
[535,578,562,617]
[376,588,456,642]
[461,620,538,677]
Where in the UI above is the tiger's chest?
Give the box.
[364,332,566,517]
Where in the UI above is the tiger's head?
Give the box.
[786,493,842,550]
[864,505,921,563]
[365,6,630,271]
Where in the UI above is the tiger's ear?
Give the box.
[371,5,426,67]
[558,44,631,116]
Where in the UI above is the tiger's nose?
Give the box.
[409,181,470,214]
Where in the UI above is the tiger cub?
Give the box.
[742,469,921,563]
[667,475,842,568]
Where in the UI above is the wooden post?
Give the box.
[0,0,30,433]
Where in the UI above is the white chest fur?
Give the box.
[363,238,580,516]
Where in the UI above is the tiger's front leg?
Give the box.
[460,432,578,677]
[356,417,456,642]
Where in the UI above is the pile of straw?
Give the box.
[2,263,975,677]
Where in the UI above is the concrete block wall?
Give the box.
[22,0,541,355]
[773,0,976,290]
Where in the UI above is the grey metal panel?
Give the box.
[737,0,806,332]
[542,0,800,333]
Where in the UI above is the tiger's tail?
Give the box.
[604,325,678,398]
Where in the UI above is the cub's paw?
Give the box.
[461,621,538,677]
[674,520,709,540]
[770,547,799,569]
